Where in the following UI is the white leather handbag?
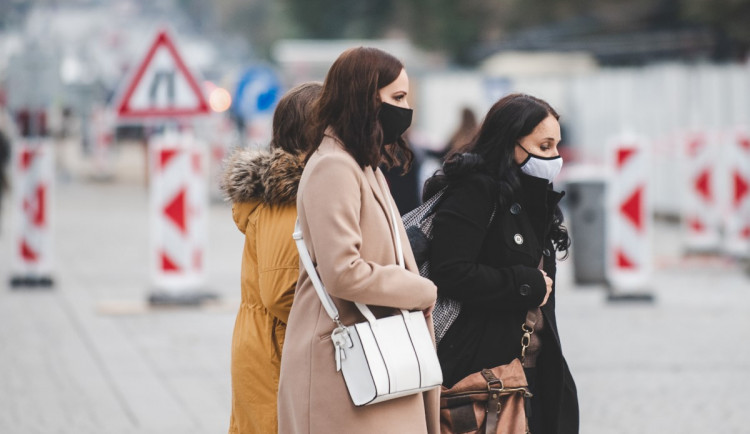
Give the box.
[292,179,443,407]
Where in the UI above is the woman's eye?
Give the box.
[394,95,404,101]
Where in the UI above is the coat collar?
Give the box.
[221,147,304,205]
[519,173,565,214]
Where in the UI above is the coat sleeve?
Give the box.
[300,153,436,310]
[255,208,298,324]
[429,174,547,311]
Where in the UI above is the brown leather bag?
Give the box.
[439,358,531,434]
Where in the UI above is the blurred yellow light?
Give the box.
[209,87,232,113]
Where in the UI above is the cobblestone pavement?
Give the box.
[1,176,749,433]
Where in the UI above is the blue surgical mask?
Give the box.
[517,145,563,183]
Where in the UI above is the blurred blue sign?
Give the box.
[233,66,281,120]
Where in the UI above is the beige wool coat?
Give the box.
[277,133,440,433]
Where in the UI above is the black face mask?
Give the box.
[379,102,413,145]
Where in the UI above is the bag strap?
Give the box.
[481,369,503,434]
[520,256,545,364]
[292,172,410,328]
[293,222,341,323]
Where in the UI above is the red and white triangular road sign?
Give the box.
[115,30,209,119]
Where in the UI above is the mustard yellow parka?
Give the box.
[221,148,304,434]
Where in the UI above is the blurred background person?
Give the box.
[432,106,479,161]
[416,107,480,208]
[278,47,439,434]
[425,94,578,434]
[221,82,322,434]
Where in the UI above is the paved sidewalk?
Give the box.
[1,177,749,433]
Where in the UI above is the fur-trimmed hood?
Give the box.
[221,147,305,205]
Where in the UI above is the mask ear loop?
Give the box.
[517,142,562,161]
[516,142,532,166]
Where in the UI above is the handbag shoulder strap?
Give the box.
[293,221,341,323]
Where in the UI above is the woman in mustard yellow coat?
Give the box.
[221,82,322,434]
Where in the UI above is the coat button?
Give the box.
[510,203,522,215]
[519,284,530,296]
[513,234,524,245]
[543,248,551,257]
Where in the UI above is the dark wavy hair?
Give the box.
[271,82,323,155]
[308,47,414,171]
[424,93,571,257]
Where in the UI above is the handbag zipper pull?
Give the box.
[335,344,343,372]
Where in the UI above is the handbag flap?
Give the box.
[441,358,527,396]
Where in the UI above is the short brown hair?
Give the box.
[311,47,414,171]
[271,82,323,155]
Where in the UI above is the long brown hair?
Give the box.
[310,47,414,170]
[270,82,323,155]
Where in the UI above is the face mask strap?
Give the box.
[516,142,561,161]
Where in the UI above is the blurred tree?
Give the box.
[178,0,296,59]
[193,0,748,63]
[683,0,750,56]
[177,0,218,33]
[284,0,396,39]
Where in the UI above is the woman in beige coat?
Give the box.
[222,82,322,434]
[278,47,440,433]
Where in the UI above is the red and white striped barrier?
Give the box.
[682,131,721,251]
[11,138,54,286]
[148,130,208,293]
[723,129,750,257]
[606,134,651,290]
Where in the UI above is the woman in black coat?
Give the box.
[426,93,579,433]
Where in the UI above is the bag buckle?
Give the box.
[481,369,504,391]
[520,323,534,363]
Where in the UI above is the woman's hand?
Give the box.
[539,270,553,307]
[423,301,435,318]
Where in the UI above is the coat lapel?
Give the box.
[321,133,418,272]
[366,166,404,261]
[365,166,394,228]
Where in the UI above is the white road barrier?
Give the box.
[11,138,54,287]
[606,134,651,291]
[148,130,208,296]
